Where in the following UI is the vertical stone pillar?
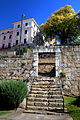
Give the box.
[55,47,61,77]
[33,49,38,77]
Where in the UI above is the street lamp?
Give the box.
[19,14,26,55]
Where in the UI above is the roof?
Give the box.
[0,18,40,32]
[12,18,40,28]
[0,27,13,32]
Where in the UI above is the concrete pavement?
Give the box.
[0,111,73,120]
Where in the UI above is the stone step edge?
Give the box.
[31,91,61,94]
[31,88,61,90]
[27,98,63,102]
[27,106,64,109]
[32,84,60,86]
[27,103,64,107]
[26,107,64,112]
[36,77,55,80]
[28,94,63,97]
[24,110,65,115]
[27,101,64,104]
[31,86,61,88]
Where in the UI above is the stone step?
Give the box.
[27,101,63,107]
[33,82,54,85]
[31,91,61,95]
[24,110,64,115]
[34,79,55,82]
[31,87,61,91]
[32,85,61,89]
[26,77,64,114]
[36,77,55,80]
[27,106,63,111]
[32,82,60,85]
[32,84,60,87]
[27,97,63,103]
[28,94,63,99]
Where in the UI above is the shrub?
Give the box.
[0,80,27,110]
[60,72,66,78]
[73,96,80,107]
[16,48,29,55]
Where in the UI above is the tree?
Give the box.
[33,32,44,46]
[42,5,80,44]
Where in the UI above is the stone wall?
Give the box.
[0,50,34,81]
[60,45,80,96]
[33,46,80,96]
[0,45,80,96]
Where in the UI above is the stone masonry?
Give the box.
[0,49,34,82]
[0,45,80,96]
[60,45,80,96]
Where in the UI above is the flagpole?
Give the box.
[19,14,26,56]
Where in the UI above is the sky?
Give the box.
[0,0,80,30]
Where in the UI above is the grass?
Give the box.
[0,110,13,116]
[64,96,80,120]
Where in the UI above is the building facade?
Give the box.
[0,18,40,49]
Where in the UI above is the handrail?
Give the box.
[27,69,36,93]
[26,69,36,110]
[57,76,64,112]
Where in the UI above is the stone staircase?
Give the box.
[26,77,64,115]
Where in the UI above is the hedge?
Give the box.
[0,80,27,110]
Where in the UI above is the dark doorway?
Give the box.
[38,53,55,77]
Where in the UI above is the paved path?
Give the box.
[0,111,73,120]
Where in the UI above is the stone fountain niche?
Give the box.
[33,47,61,77]
[38,53,55,77]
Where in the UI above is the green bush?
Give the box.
[0,80,27,110]
[73,96,80,107]
[16,48,29,55]
[60,72,66,78]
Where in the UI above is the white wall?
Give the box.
[0,18,40,49]
[0,30,13,48]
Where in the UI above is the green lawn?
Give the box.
[64,96,80,120]
[0,110,12,116]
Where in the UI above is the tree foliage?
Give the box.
[0,80,27,110]
[33,32,44,46]
[42,5,80,44]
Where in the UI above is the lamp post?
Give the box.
[19,14,26,56]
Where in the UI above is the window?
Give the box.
[17,24,20,28]
[16,32,19,36]
[24,38,26,44]
[9,35,12,39]
[16,40,18,45]
[2,44,5,49]
[8,43,11,48]
[25,30,27,34]
[3,36,6,40]
[25,23,28,26]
